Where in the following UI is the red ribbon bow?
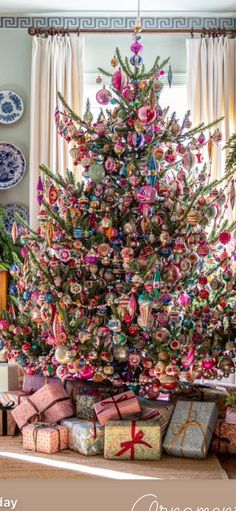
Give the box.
[96,394,131,420]
[115,420,152,460]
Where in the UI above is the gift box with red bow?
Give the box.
[23,422,68,454]
[104,419,162,460]
[94,390,141,426]
[11,382,74,430]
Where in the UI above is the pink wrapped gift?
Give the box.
[11,382,74,430]
[22,374,59,393]
[225,407,236,425]
[23,423,68,453]
[94,390,141,426]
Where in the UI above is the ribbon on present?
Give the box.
[32,422,62,452]
[21,395,71,429]
[115,420,152,460]
[166,402,213,458]
[0,401,15,436]
[212,421,230,454]
[96,393,133,420]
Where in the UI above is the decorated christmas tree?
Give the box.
[2,24,236,399]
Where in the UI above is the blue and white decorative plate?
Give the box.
[2,203,29,235]
[0,142,26,189]
[0,90,24,124]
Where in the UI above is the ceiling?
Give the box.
[0,0,235,14]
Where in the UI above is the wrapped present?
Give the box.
[76,389,116,420]
[22,374,59,393]
[104,419,162,460]
[23,422,68,454]
[211,420,236,455]
[138,399,175,435]
[0,364,18,392]
[94,390,141,426]
[163,400,218,459]
[11,382,74,430]
[61,417,104,456]
[65,380,125,406]
[0,401,16,435]
[174,386,228,418]
[0,390,30,406]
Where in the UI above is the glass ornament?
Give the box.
[96,86,112,105]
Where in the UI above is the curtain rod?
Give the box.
[28,27,236,37]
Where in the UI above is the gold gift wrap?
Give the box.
[104,420,162,460]
[61,418,104,456]
[163,400,218,459]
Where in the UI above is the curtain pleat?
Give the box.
[29,35,84,229]
[186,36,236,219]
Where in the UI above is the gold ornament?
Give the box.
[111,55,119,67]
[171,121,181,136]
[113,345,128,362]
[186,210,201,226]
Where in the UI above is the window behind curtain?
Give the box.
[84,72,187,121]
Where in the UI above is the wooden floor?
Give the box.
[0,436,229,479]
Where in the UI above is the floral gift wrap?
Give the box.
[76,393,110,421]
[61,418,104,456]
[163,401,218,459]
[23,423,68,454]
[104,420,162,460]
[211,420,236,455]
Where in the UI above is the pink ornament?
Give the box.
[128,294,137,320]
[219,231,231,245]
[111,69,128,92]
[78,366,95,380]
[96,86,112,105]
[186,345,195,368]
[178,294,191,307]
[165,149,177,164]
[130,41,143,54]
[137,185,157,204]
[138,106,156,124]
[203,356,215,370]
[105,157,116,172]
[122,87,135,102]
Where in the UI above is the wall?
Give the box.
[0,30,31,210]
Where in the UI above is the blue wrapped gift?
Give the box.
[163,400,218,459]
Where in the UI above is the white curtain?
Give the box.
[29,35,84,229]
[186,36,236,187]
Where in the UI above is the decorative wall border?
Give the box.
[0,16,235,30]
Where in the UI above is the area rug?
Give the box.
[0,437,228,480]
